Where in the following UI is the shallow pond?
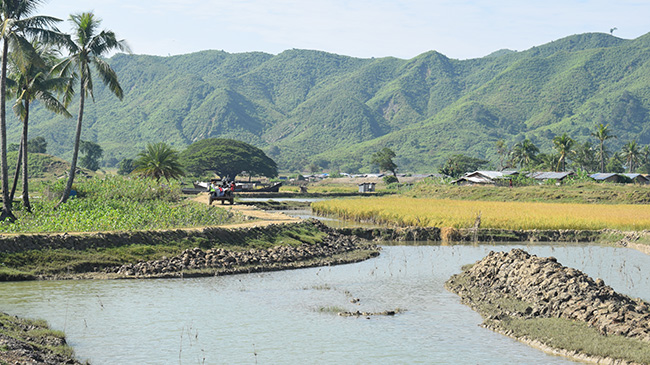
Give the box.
[1,243,649,364]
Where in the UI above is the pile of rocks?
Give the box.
[114,228,376,277]
[447,249,650,342]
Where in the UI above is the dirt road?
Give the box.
[193,193,302,228]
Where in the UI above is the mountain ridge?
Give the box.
[13,31,650,173]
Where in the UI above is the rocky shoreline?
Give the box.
[446,249,650,363]
[112,220,379,278]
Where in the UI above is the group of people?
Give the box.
[208,180,236,198]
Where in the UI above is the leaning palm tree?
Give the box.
[591,123,616,173]
[132,142,185,182]
[0,0,63,221]
[552,133,574,171]
[55,12,129,207]
[7,40,71,211]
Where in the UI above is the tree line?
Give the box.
[440,123,648,178]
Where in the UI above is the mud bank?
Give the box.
[446,249,650,363]
[337,226,647,245]
[0,312,81,365]
[112,220,379,278]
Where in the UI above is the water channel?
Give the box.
[1,203,649,364]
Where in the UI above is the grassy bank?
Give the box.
[0,176,242,233]
[0,312,80,364]
[313,196,650,231]
[0,222,329,280]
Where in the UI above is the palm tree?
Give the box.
[7,40,71,211]
[0,0,62,221]
[620,140,641,172]
[133,142,185,182]
[510,138,539,170]
[591,123,616,173]
[552,133,574,171]
[56,12,129,207]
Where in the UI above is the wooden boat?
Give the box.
[237,182,282,193]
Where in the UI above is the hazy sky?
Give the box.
[39,0,650,60]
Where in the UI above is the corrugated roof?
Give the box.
[590,173,619,180]
[528,172,573,180]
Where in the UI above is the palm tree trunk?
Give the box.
[57,89,84,207]
[600,141,605,172]
[9,140,22,201]
[0,40,15,222]
[21,99,31,212]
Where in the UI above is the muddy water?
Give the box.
[1,243,648,364]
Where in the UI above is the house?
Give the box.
[452,171,518,185]
[527,171,574,183]
[590,173,626,183]
[620,173,650,184]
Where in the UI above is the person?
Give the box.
[230,181,236,194]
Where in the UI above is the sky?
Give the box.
[39,0,650,60]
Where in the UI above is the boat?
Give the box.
[237,182,282,193]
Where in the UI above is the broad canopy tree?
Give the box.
[370,147,397,177]
[181,138,277,181]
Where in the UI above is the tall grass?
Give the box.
[312,196,650,230]
[0,176,237,233]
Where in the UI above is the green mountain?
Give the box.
[13,32,650,173]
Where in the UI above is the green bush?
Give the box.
[383,175,399,184]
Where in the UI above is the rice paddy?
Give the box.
[312,196,650,231]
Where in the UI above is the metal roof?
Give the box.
[590,173,620,181]
[527,172,574,180]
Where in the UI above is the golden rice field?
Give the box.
[311,196,650,231]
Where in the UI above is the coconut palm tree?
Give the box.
[620,140,641,172]
[591,123,616,173]
[55,12,129,207]
[552,133,574,171]
[510,138,539,170]
[0,0,62,221]
[7,40,71,211]
[133,142,185,182]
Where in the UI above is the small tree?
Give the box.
[439,154,488,178]
[371,147,397,177]
[133,142,185,181]
[79,140,103,171]
[28,136,47,153]
[117,158,134,175]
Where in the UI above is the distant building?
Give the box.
[590,173,625,183]
[591,173,650,184]
[452,171,518,185]
[358,182,376,193]
[527,171,574,183]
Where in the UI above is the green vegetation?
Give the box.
[0,176,238,233]
[133,142,185,181]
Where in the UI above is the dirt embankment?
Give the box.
[112,220,379,279]
[446,249,650,362]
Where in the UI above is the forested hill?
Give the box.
[14,31,650,173]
